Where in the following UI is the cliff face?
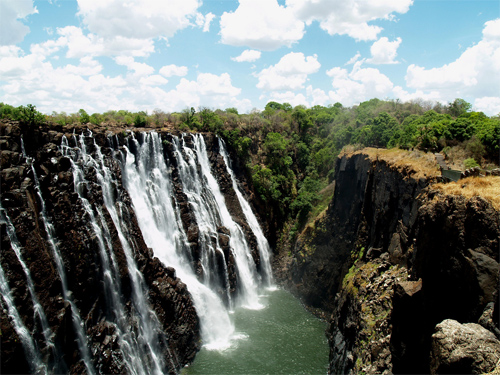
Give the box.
[278,149,500,374]
[1,121,202,373]
[0,121,262,374]
[280,152,429,311]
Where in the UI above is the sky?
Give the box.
[0,0,499,116]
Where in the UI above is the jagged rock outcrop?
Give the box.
[392,191,500,373]
[277,149,500,374]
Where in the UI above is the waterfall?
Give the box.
[26,147,96,375]
[61,133,168,375]
[3,129,274,371]
[189,134,261,309]
[0,206,47,375]
[62,132,172,374]
[0,204,62,373]
[118,132,236,350]
[0,263,46,374]
[218,138,274,286]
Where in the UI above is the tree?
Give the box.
[79,109,90,124]
[447,117,475,141]
[264,132,291,173]
[18,104,45,125]
[225,107,238,115]
[371,112,398,147]
[199,107,223,132]
[265,101,284,112]
[292,108,313,138]
[448,98,472,117]
[134,114,147,127]
[181,107,196,127]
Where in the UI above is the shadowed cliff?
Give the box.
[276,148,500,374]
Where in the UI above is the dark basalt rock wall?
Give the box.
[280,153,429,312]
[1,120,263,374]
[1,121,205,374]
[278,151,500,374]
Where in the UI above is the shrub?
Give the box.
[464,158,479,169]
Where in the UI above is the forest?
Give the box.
[1,98,499,236]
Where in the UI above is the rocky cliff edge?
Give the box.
[276,148,500,374]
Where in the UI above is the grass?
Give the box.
[433,176,500,210]
[344,147,441,179]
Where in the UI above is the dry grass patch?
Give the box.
[433,176,500,210]
[342,147,441,179]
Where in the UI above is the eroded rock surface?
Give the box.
[276,150,500,374]
[430,319,500,374]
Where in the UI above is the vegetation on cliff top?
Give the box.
[1,98,499,235]
[343,147,441,179]
[433,176,500,210]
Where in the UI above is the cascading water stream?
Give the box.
[23,140,96,375]
[61,134,164,375]
[189,134,261,309]
[0,208,47,375]
[118,132,236,350]
[0,263,46,374]
[0,204,62,373]
[171,136,232,306]
[63,132,171,374]
[217,138,274,287]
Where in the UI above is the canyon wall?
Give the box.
[277,150,500,374]
[1,121,265,374]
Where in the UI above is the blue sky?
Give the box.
[0,0,499,115]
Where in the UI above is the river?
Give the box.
[182,287,329,375]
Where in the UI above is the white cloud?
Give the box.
[139,75,169,87]
[405,18,500,112]
[482,18,500,42]
[231,50,262,63]
[196,12,216,32]
[326,61,394,106]
[162,73,249,111]
[367,37,402,64]
[0,46,127,113]
[219,0,412,49]
[220,0,305,50]
[114,56,155,76]
[76,0,202,40]
[392,86,442,103]
[474,97,500,116]
[0,0,38,45]
[64,56,103,76]
[0,41,250,114]
[256,52,320,91]
[306,85,330,106]
[159,64,188,77]
[261,91,309,108]
[55,26,155,58]
[345,52,362,65]
[0,45,23,59]
[286,0,413,41]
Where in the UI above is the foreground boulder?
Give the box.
[430,319,500,374]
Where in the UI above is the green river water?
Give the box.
[182,288,329,375]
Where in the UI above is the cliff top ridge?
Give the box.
[341,146,441,180]
[340,146,500,211]
[433,176,500,210]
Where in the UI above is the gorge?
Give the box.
[1,119,499,374]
